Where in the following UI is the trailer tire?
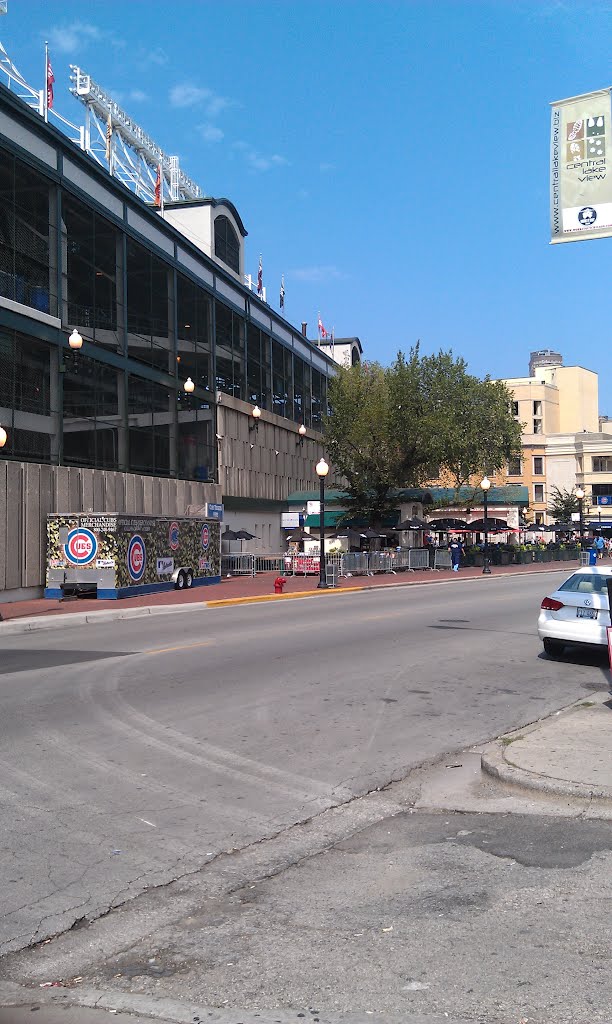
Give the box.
[185,570,193,589]
[176,571,185,590]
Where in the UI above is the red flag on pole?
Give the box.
[154,165,162,208]
[46,57,55,111]
[317,313,328,340]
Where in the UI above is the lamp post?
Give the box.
[250,405,261,432]
[0,425,6,449]
[481,475,491,575]
[575,486,585,546]
[316,457,329,589]
[184,377,195,395]
[297,423,306,446]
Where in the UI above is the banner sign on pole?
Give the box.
[550,88,612,243]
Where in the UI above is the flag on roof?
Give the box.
[46,56,55,111]
[280,275,285,310]
[317,313,328,340]
[154,164,162,208]
[105,111,113,166]
[257,255,263,295]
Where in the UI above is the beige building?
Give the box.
[499,353,599,525]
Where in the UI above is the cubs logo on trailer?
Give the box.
[201,524,209,551]
[64,528,98,565]
[168,521,180,550]
[127,534,146,581]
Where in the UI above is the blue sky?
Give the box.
[4,1,612,409]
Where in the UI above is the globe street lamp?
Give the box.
[183,377,195,394]
[0,425,7,449]
[575,486,585,546]
[68,329,83,350]
[250,405,261,432]
[297,423,306,446]
[481,475,492,575]
[316,457,329,589]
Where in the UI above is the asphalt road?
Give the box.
[0,571,608,960]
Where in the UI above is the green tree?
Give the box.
[323,357,433,526]
[423,356,523,493]
[547,486,579,522]
[324,347,523,525]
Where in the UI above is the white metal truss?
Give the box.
[0,31,203,206]
[69,66,202,203]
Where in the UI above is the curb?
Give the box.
[481,696,612,801]
[0,602,201,636]
[0,565,569,636]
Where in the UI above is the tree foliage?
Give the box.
[547,486,579,522]
[323,346,523,525]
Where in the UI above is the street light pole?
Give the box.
[481,475,491,575]
[575,486,585,546]
[316,457,329,589]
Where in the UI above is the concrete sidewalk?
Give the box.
[0,558,572,635]
[481,692,612,801]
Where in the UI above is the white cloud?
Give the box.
[168,83,233,116]
[232,141,289,172]
[129,89,149,103]
[290,265,348,283]
[169,83,211,108]
[199,123,224,143]
[139,47,168,67]
[319,162,335,172]
[46,21,124,54]
[205,95,232,117]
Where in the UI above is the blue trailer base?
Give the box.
[45,575,221,601]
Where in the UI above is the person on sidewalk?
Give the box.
[449,536,463,572]
[594,533,605,560]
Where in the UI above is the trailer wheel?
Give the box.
[185,570,193,589]
[176,571,185,590]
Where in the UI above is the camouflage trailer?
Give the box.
[45,513,221,599]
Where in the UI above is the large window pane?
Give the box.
[63,358,120,470]
[128,376,173,475]
[177,273,211,393]
[215,300,244,399]
[62,194,120,352]
[127,239,172,371]
[0,329,55,463]
[0,148,56,315]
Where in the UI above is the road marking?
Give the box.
[143,639,214,656]
[138,817,157,827]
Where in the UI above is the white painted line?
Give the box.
[138,818,157,827]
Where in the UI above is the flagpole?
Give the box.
[43,41,48,122]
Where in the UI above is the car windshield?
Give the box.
[558,573,610,595]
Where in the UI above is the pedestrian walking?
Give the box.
[449,536,463,572]
[594,534,605,560]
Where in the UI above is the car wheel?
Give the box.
[543,637,565,657]
[185,571,193,589]
[176,571,185,590]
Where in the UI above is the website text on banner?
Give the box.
[550,88,612,243]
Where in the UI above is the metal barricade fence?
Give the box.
[254,554,286,574]
[368,551,392,573]
[392,551,413,572]
[409,548,431,570]
[340,552,370,576]
[221,554,256,577]
[433,549,452,570]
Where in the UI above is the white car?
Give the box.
[538,566,612,656]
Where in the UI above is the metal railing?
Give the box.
[433,549,452,570]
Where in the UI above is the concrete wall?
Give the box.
[0,461,221,601]
[216,393,332,501]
